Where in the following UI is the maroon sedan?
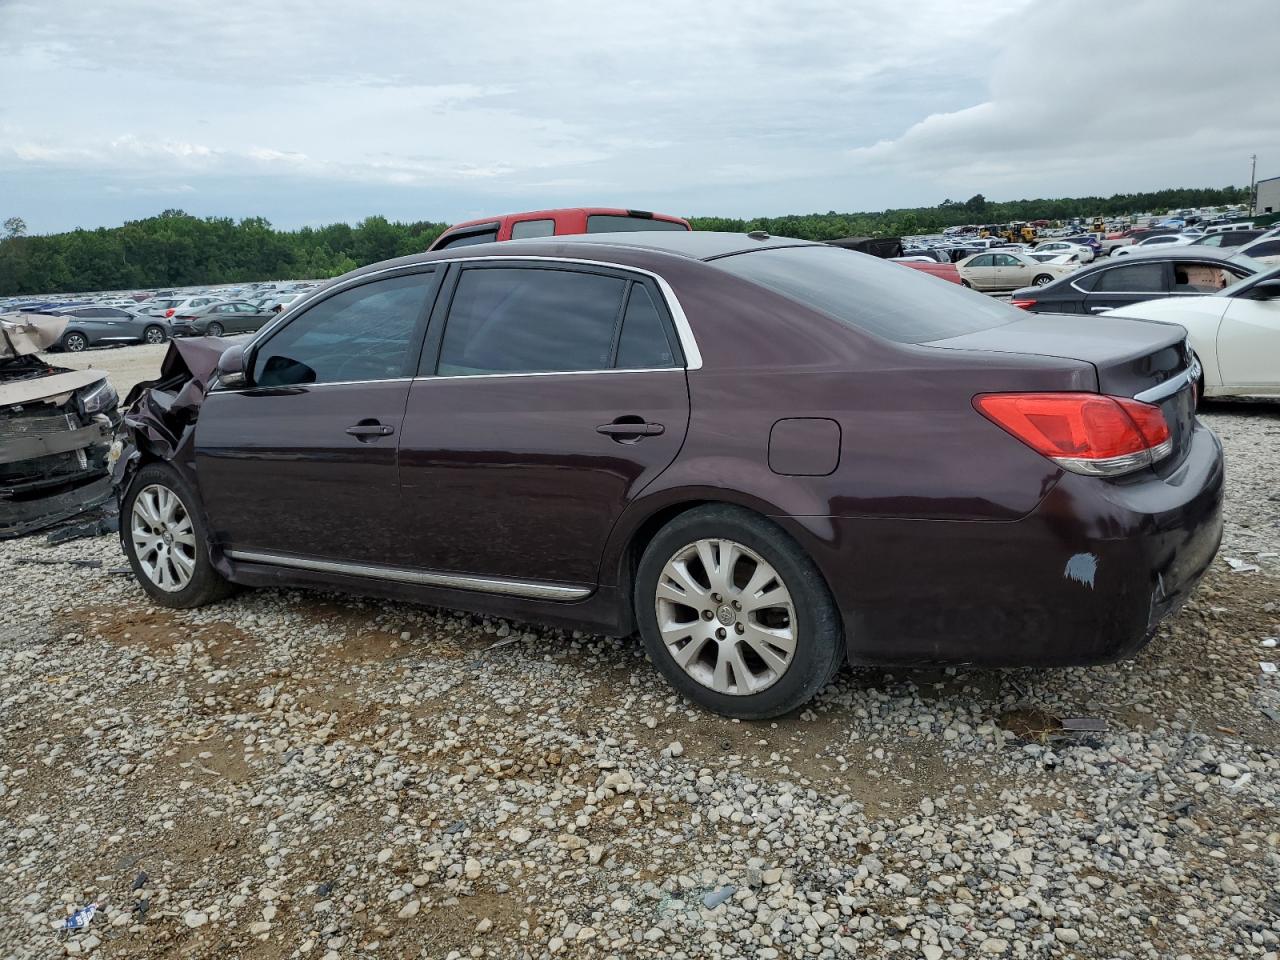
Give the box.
[115,232,1223,718]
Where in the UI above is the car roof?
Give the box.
[443,207,690,232]
[502,230,814,260]
[1107,247,1243,262]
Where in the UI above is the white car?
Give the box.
[1104,269,1280,398]
[956,250,1079,291]
[139,295,226,319]
[1112,234,1194,257]
[1033,240,1094,263]
[1235,235,1280,266]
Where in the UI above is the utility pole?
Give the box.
[1250,154,1257,215]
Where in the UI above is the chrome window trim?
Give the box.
[244,255,703,371]
[417,367,681,381]
[1134,356,1200,404]
[225,549,591,601]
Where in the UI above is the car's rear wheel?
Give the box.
[61,331,88,352]
[206,321,225,337]
[1033,274,1053,286]
[122,463,235,609]
[143,324,167,345]
[634,505,843,719]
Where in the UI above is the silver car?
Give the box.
[50,306,170,352]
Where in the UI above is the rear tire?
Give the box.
[206,321,225,337]
[122,462,236,609]
[1032,274,1053,286]
[61,331,88,352]
[633,505,844,719]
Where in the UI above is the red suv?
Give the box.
[428,207,690,251]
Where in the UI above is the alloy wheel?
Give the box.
[654,538,796,695]
[144,326,166,344]
[207,322,224,337]
[63,333,87,352]
[130,483,198,592]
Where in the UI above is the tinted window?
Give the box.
[615,285,676,369]
[1195,234,1225,247]
[994,254,1020,266]
[437,267,625,376]
[1246,240,1280,258]
[715,245,1019,344]
[437,228,498,249]
[586,215,688,233]
[1095,262,1167,292]
[969,254,994,267]
[510,219,555,240]
[253,272,434,386]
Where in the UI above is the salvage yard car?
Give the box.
[1104,266,1280,399]
[113,232,1223,718]
[170,300,274,338]
[427,207,690,251]
[1,313,120,536]
[49,305,170,351]
[1008,248,1262,313]
[956,249,1078,290]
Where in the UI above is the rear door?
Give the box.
[397,260,691,591]
[1083,260,1170,313]
[195,268,440,562]
[965,254,996,289]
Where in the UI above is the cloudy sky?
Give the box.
[2,0,1277,233]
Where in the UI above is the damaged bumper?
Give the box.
[0,311,121,538]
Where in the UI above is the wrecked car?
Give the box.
[0,312,120,537]
[113,232,1224,719]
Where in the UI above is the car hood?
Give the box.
[0,312,67,359]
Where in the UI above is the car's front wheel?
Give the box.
[634,505,843,719]
[122,463,235,608]
[143,324,167,345]
[206,321,225,337]
[61,331,88,352]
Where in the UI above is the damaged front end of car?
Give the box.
[110,335,230,503]
[0,312,121,538]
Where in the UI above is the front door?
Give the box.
[195,268,440,562]
[1215,294,1280,393]
[397,262,691,590]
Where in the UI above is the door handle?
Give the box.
[597,419,665,440]
[346,421,394,439]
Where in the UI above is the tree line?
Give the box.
[0,185,1251,296]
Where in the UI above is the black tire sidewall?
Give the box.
[1033,274,1052,286]
[63,333,87,352]
[144,325,166,344]
[633,505,843,719]
[122,463,230,609]
[207,322,223,337]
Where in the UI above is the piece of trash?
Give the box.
[480,635,521,653]
[1224,557,1260,574]
[1254,552,1279,559]
[1169,799,1194,816]
[315,881,333,896]
[131,871,148,891]
[443,820,468,835]
[1060,717,1108,733]
[46,514,119,545]
[63,903,98,931]
[1216,726,1238,735]
[133,899,149,918]
[1262,638,1278,648]
[1261,662,1278,674]
[1230,771,1254,791]
[703,885,736,909]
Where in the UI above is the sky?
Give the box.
[2,0,1278,234]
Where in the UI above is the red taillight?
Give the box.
[974,392,1173,476]
[165,308,175,317]
[1009,298,1037,310]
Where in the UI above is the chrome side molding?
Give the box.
[225,549,592,601]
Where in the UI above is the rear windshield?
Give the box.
[586,215,688,233]
[712,245,1020,344]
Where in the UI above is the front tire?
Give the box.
[122,463,235,609]
[143,324,167,345]
[206,321,225,337]
[634,505,843,719]
[62,331,88,352]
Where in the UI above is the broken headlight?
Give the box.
[78,379,119,416]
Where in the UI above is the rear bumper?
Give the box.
[786,420,1224,667]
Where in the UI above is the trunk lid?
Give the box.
[925,313,1196,473]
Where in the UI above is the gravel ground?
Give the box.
[1,343,1277,959]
